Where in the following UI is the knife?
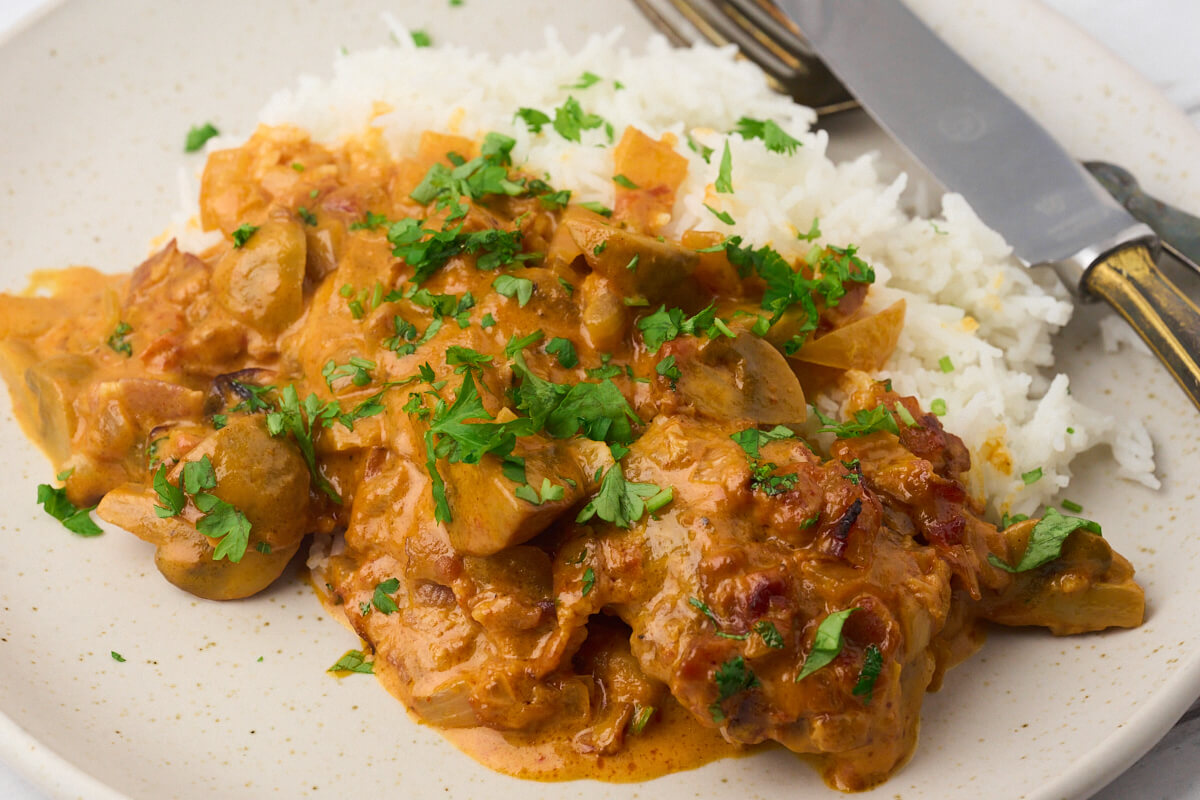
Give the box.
[778,0,1200,409]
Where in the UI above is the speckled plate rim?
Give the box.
[0,1,1199,799]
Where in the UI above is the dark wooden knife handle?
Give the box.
[1082,243,1200,408]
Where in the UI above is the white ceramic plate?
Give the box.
[2,2,1199,799]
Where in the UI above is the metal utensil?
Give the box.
[635,1,1200,285]
[685,0,1200,407]
[1085,161,1200,275]
[629,0,857,115]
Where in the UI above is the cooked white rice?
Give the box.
[172,26,1158,518]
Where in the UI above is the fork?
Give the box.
[632,0,1200,275]
[629,0,858,115]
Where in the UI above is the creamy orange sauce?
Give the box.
[0,122,1146,792]
[443,699,754,782]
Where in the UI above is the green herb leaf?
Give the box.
[629,705,655,735]
[545,337,578,368]
[328,649,374,674]
[578,201,613,217]
[493,274,535,307]
[733,116,802,155]
[552,96,607,143]
[562,71,602,90]
[581,567,596,597]
[812,404,901,439]
[852,644,883,703]
[987,507,1102,573]
[730,425,795,459]
[795,607,858,681]
[709,656,758,722]
[349,210,389,231]
[106,321,133,357]
[36,483,103,536]
[703,203,735,225]
[515,107,552,134]
[372,577,401,614]
[111,651,126,662]
[196,498,252,563]
[152,463,186,518]
[575,459,665,529]
[184,122,219,153]
[231,223,258,248]
[755,621,785,649]
[715,140,734,193]
[797,217,821,242]
[410,30,432,47]
[613,173,638,189]
[687,133,713,163]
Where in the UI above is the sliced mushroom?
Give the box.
[676,333,807,425]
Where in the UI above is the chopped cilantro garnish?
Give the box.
[297,206,317,226]
[795,608,858,681]
[575,459,668,529]
[812,404,902,438]
[562,71,602,90]
[629,705,655,735]
[689,596,748,640]
[152,463,186,517]
[184,122,219,153]
[715,140,734,193]
[703,203,735,225]
[410,30,432,47]
[797,217,821,242]
[755,620,785,649]
[852,644,883,703]
[36,483,103,537]
[636,303,732,352]
[733,117,802,155]
[578,201,613,217]
[515,107,552,134]
[265,385,342,502]
[493,274,535,306]
[372,578,401,614]
[655,355,681,388]
[987,507,1101,573]
[388,218,525,283]
[328,649,374,674]
[106,321,133,357]
[687,133,713,163]
[322,356,376,392]
[581,566,596,596]
[730,425,794,459]
[110,651,126,662]
[546,337,578,368]
[349,210,389,231]
[552,96,607,143]
[231,223,258,248]
[709,656,758,723]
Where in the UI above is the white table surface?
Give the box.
[0,0,1197,798]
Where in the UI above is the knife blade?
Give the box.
[778,0,1200,409]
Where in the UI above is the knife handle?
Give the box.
[1083,244,1200,407]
